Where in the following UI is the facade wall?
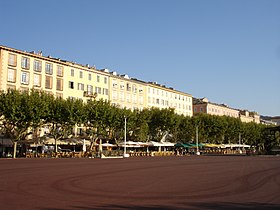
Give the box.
[65,63,109,102]
[193,99,260,124]
[207,104,239,118]
[239,111,260,124]
[193,104,207,114]
[0,45,193,115]
[109,75,146,110]
[0,46,110,103]
[146,83,193,117]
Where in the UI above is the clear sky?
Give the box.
[1,0,279,116]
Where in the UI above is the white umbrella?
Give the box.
[82,139,86,152]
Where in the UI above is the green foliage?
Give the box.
[0,90,277,155]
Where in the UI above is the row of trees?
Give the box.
[0,89,277,157]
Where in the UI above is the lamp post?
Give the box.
[196,126,200,155]
[239,133,242,154]
[123,116,129,158]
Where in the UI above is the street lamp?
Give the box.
[123,116,129,158]
[196,126,200,155]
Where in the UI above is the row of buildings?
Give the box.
[0,45,269,124]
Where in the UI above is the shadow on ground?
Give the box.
[41,202,280,210]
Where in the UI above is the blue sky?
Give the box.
[1,0,279,116]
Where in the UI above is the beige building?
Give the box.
[0,45,193,116]
[147,82,193,117]
[193,98,260,123]
[109,72,146,110]
[193,98,239,118]
[0,45,109,102]
[239,110,260,124]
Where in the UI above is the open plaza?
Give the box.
[0,156,279,210]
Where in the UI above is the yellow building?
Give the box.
[109,72,146,110]
[0,45,193,116]
[0,45,109,102]
[147,82,193,117]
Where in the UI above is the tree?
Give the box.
[0,90,33,158]
[45,96,84,152]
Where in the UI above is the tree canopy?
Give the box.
[0,89,276,156]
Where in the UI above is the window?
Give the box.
[112,80,118,88]
[71,69,75,77]
[69,81,74,89]
[34,60,42,72]
[45,63,53,75]
[133,95,137,104]
[120,82,124,89]
[120,92,124,102]
[88,73,91,80]
[87,85,93,94]
[104,77,107,84]
[33,74,41,87]
[127,93,131,103]
[112,91,118,100]
[139,86,143,93]
[78,83,84,91]
[57,65,63,77]
[45,76,53,89]
[126,83,131,91]
[103,88,108,95]
[139,96,143,105]
[79,71,83,79]
[56,78,63,91]
[95,87,101,94]
[97,75,100,82]
[7,68,16,82]
[132,85,137,93]
[21,71,29,85]
[8,53,17,66]
[21,57,30,69]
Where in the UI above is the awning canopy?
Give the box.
[222,144,250,148]
[118,141,142,148]
[175,143,205,148]
[204,143,224,148]
[174,143,191,148]
[148,141,175,147]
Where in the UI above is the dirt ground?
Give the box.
[0,155,279,210]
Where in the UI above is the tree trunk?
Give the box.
[55,138,58,153]
[13,141,17,158]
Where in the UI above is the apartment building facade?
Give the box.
[147,82,193,117]
[109,72,146,110]
[193,98,239,118]
[0,45,193,116]
[193,98,260,123]
[0,45,110,102]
